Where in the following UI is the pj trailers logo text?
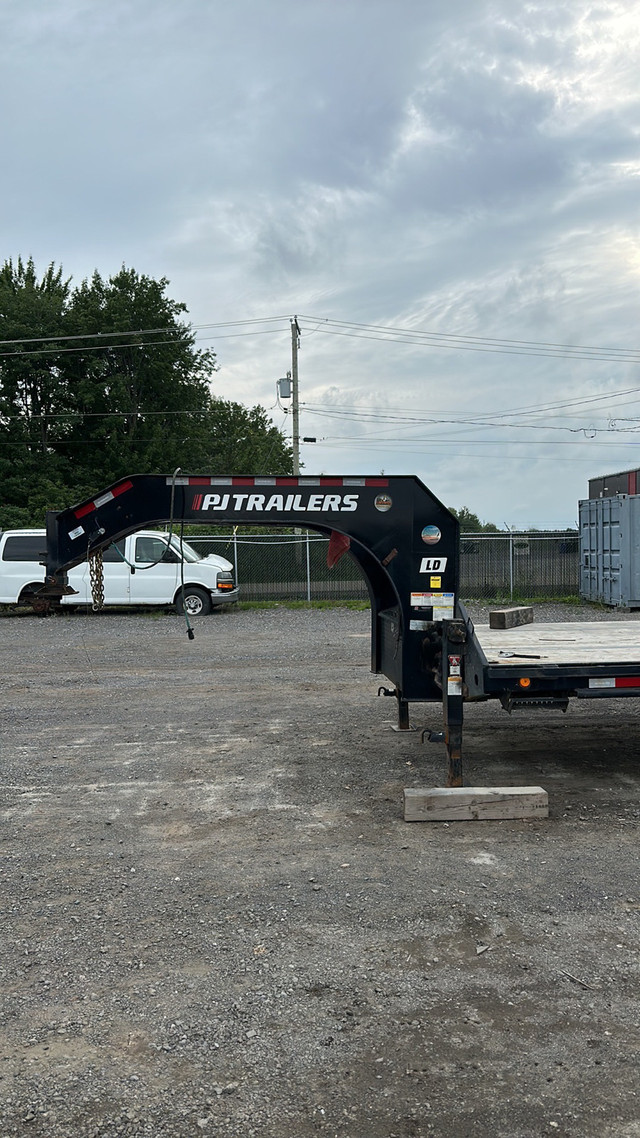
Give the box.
[192,491,359,513]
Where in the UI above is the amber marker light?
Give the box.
[519,677,531,688]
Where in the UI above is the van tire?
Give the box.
[175,586,212,616]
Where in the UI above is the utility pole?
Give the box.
[291,316,301,476]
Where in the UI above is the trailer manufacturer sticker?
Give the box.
[421,525,441,545]
[193,491,359,513]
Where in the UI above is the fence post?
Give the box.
[233,532,239,587]
[509,529,514,600]
[306,532,311,602]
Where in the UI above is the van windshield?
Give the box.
[168,535,201,563]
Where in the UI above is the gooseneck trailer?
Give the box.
[42,473,640,786]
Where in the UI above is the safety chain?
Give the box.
[89,548,105,611]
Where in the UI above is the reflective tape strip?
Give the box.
[74,501,95,519]
[94,491,115,508]
[73,480,133,519]
[589,677,640,688]
[165,475,390,488]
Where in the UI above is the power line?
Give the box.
[2,308,639,364]
[0,326,285,360]
[0,315,290,349]
[309,436,640,451]
[307,324,640,364]
[297,315,640,364]
[300,404,632,436]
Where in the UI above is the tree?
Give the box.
[0,259,293,527]
[0,257,74,523]
[449,506,500,533]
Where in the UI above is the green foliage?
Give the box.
[449,505,500,532]
[0,258,293,527]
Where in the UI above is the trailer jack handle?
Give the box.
[377,686,411,731]
[421,729,445,744]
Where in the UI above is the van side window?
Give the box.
[135,536,167,563]
[2,536,45,561]
[102,541,126,564]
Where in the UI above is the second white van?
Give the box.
[0,529,238,614]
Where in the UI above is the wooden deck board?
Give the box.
[475,621,640,666]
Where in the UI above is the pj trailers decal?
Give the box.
[192,491,359,513]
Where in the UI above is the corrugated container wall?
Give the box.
[579,495,640,608]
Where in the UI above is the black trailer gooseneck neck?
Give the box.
[45,473,466,784]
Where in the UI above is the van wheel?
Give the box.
[175,586,212,616]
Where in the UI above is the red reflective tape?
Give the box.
[232,477,255,485]
[319,477,343,486]
[615,677,640,688]
[275,477,299,486]
[112,480,134,498]
[189,477,212,486]
[365,478,389,486]
[74,501,96,519]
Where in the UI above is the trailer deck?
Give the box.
[474,620,640,665]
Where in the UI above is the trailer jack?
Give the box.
[377,686,412,731]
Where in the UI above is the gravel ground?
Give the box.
[2,602,640,1137]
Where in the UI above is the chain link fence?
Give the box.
[190,530,580,602]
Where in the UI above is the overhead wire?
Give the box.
[3,309,640,447]
[296,315,640,364]
[0,315,291,348]
[0,326,286,359]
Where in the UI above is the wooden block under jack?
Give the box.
[489,606,534,630]
[403,785,549,822]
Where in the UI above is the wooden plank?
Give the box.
[404,785,549,822]
[489,606,534,629]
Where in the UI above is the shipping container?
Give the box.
[588,468,640,499]
[579,494,640,608]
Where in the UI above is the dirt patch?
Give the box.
[2,605,640,1136]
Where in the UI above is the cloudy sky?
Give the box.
[2,0,639,528]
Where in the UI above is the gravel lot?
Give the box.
[2,602,640,1137]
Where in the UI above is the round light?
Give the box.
[519,677,531,688]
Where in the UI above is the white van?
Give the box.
[0,529,238,615]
